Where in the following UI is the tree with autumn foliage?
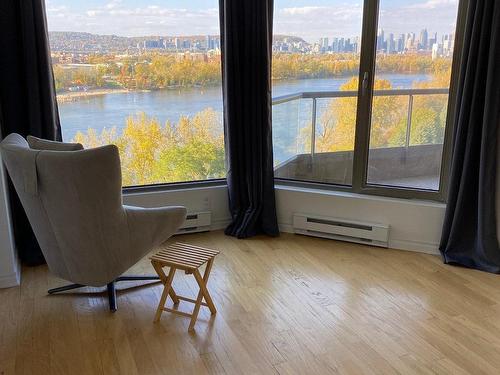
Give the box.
[72,108,225,186]
[307,70,450,153]
[53,52,453,92]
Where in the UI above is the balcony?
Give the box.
[272,88,449,191]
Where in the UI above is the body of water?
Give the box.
[58,74,431,162]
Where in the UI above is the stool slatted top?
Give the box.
[151,243,219,272]
[150,242,219,331]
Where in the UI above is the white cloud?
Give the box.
[45,1,459,40]
[282,6,324,15]
[274,1,459,42]
[105,0,122,10]
[275,5,363,41]
[86,10,101,17]
[45,3,68,18]
[407,0,458,10]
[379,0,459,36]
[46,3,220,37]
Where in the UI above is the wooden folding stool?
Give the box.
[150,242,219,331]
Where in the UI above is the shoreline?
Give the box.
[56,88,134,102]
[56,73,432,103]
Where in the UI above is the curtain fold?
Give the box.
[0,0,61,265]
[219,0,279,238]
[439,0,500,272]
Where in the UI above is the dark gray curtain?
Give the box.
[0,0,61,265]
[440,0,500,272]
[219,0,279,238]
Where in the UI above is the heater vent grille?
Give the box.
[176,211,211,235]
[306,217,372,231]
[293,213,389,247]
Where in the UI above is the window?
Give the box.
[272,0,462,200]
[366,0,459,191]
[272,1,363,186]
[45,1,224,187]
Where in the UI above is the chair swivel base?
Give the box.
[47,275,161,312]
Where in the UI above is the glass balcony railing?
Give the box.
[272,88,449,191]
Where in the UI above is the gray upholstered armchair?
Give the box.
[0,133,186,311]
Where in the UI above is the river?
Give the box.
[58,74,431,162]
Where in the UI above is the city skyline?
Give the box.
[45,0,459,43]
[47,28,454,58]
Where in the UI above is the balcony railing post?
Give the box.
[405,94,414,148]
[311,98,317,156]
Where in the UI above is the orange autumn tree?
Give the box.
[300,71,451,154]
[301,77,406,153]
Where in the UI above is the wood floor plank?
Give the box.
[1,230,500,374]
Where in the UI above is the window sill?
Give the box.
[122,177,445,208]
[123,179,227,195]
[274,183,446,208]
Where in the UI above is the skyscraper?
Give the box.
[432,42,442,60]
[332,37,338,52]
[319,37,329,52]
[398,34,405,52]
[388,33,395,54]
[377,29,385,52]
[420,29,428,50]
[175,38,181,50]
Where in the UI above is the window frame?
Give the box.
[48,0,467,198]
[273,0,469,203]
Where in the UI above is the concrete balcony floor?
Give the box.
[275,144,443,191]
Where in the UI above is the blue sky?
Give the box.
[45,0,459,42]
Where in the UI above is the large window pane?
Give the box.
[45,1,224,186]
[367,0,459,190]
[272,1,363,185]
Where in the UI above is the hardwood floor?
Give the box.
[2,231,500,374]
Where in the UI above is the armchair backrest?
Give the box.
[0,133,129,284]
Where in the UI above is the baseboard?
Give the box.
[278,222,440,255]
[0,270,20,288]
[279,223,294,233]
[0,246,20,288]
[211,218,231,231]
[388,239,440,255]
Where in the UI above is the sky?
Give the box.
[45,0,459,42]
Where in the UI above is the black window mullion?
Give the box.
[352,0,379,193]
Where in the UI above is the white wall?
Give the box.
[275,185,445,254]
[124,185,232,231]
[0,163,20,288]
[125,184,446,255]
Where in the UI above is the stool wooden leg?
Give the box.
[189,260,216,331]
[154,267,176,322]
[200,258,217,314]
[152,261,180,305]
[188,275,205,331]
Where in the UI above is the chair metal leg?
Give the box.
[48,283,85,294]
[116,275,160,282]
[107,282,117,312]
[48,275,158,312]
